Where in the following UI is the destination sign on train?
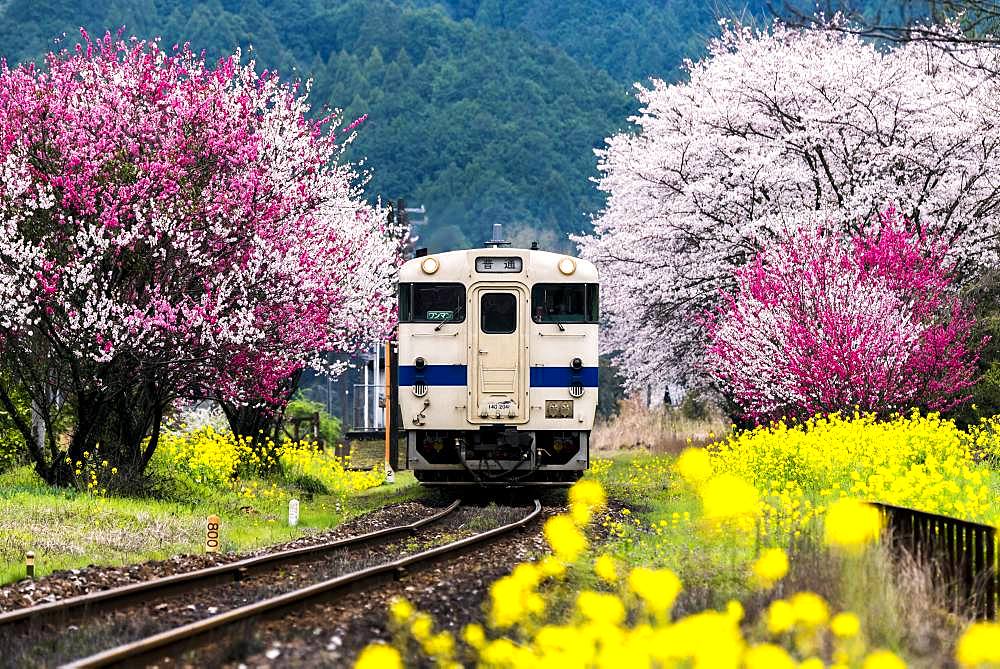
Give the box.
[475,257,523,273]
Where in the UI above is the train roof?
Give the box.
[399,247,598,283]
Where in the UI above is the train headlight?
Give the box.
[569,357,584,398]
[421,256,440,274]
[557,257,576,275]
[413,357,428,397]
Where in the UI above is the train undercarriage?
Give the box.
[409,428,589,486]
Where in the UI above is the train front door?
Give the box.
[470,286,528,423]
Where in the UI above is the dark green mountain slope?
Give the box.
[407,0,743,83]
[287,2,634,247]
[0,0,634,248]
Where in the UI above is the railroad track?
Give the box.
[59,499,541,669]
[0,500,460,637]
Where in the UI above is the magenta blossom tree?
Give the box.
[704,208,980,422]
[0,32,399,485]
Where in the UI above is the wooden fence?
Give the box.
[872,502,997,620]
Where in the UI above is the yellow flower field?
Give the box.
[358,412,1000,667]
[154,427,384,502]
[357,478,1000,668]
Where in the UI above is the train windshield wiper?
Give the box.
[435,303,464,331]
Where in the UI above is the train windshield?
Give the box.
[531,283,599,323]
[400,283,466,323]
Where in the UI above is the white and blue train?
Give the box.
[397,226,599,486]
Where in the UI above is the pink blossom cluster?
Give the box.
[704,208,979,422]
[0,31,398,406]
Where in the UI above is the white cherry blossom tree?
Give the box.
[579,21,1000,387]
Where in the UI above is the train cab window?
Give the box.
[399,283,466,323]
[532,283,599,323]
[481,293,517,334]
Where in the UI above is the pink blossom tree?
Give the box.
[577,22,1000,388]
[704,208,979,422]
[0,32,399,485]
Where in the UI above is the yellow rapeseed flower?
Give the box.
[767,599,795,635]
[676,446,713,486]
[652,609,744,667]
[862,649,906,669]
[576,590,626,626]
[831,612,861,639]
[790,592,829,628]
[422,631,455,659]
[480,638,523,666]
[462,623,486,650]
[824,498,881,552]
[353,643,401,669]
[543,514,588,562]
[956,621,1000,668]
[699,473,760,526]
[388,597,414,625]
[568,479,607,525]
[410,613,433,642]
[744,643,797,669]
[628,567,681,618]
[538,555,566,579]
[750,547,788,589]
[488,571,544,629]
[594,554,618,583]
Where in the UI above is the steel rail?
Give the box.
[1,499,460,631]
[62,499,542,669]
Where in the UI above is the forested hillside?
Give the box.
[0,0,785,248]
[408,0,764,82]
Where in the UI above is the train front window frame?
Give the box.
[531,283,599,324]
[480,293,517,334]
[399,283,467,323]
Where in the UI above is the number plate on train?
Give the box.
[545,400,574,418]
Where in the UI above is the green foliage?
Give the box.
[953,267,1000,427]
[680,391,710,422]
[285,395,342,447]
[0,375,28,473]
[597,355,625,420]
[288,472,330,496]
[411,0,754,82]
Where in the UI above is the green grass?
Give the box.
[586,454,757,612]
[0,465,423,584]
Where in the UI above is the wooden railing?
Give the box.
[872,502,997,620]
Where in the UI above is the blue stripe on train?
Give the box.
[397,365,598,387]
[529,366,599,388]
[397,364,467,386]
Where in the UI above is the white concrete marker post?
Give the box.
[385,463,395,484]
[288,498,300,527]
